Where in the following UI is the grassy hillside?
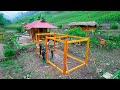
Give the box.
[15,11,120,26]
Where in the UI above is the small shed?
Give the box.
[24,20,58,41]
[68,21,98,32]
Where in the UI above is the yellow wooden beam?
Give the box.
[66,62,86,74]
[63,40,68,75]
[68,38,88,44]
[46,36,49,62]
[55,49,84,63]
[67,54,84,63]
[54,33,56,50]
[56,35,67,39]
[47,37,64,43]
[36,32,54,36]
[47,60,63,73]
[68,35,85,39]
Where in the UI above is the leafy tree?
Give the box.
[29,18,34,23]
[37,14,41,20]
[0,13,11,25]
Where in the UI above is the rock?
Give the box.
[106,63,110,65]
[102,72,113,79]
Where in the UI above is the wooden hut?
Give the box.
[68,21,98,32]
[24,20,58,41]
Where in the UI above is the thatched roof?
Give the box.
[62,24,70,29]
[68,21,98,27]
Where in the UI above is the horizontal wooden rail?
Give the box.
[68,38,88,44]
[47,60,63,73]
[66,63,86,74]
[55,49,84,63]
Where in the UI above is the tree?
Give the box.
[0,13,11,25]
[41,16,46,21]
[29,18,34,23]
[0,13,5,25]
[37,14,41,20]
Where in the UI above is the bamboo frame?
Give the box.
[35,33,90,75]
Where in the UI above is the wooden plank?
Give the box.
[55,49,84,63]
[66,63,86,74]
[68,35,85,38]
[63,40,68,75]
[68,38,88,44]
[47,60,63,73]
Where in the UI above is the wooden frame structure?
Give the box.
[36,32,90,75]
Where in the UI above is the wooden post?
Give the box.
[54,33,56,50]
[38,29,40,40]
[46,36,49,63]
[36,34,39,54]
[63,40,68,75]
[85,38,90,64]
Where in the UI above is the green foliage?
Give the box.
[29,18,34,23]
[0,13,11,25]
[0,59,14,67]
[37,14,41,20]
[110,22,119,29]
[90,36,99,46]
[64,27,87,37]
[16,26,23,33]
[57,24,63,28]
[4,49,15,58]
[14,11,120,26]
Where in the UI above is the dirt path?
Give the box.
[17,35,32,44]
[0,43,4,60]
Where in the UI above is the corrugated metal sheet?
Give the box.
[24,20,58,30]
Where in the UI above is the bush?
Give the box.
[57,24,63,28]
[90,37,99,46]
[16,26,23,33]
[110,22,119,29]
[4,49,15,58]
[64,27,87,37]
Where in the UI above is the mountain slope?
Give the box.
[15,11,120,26]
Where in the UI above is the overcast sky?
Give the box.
[0,11,28,19]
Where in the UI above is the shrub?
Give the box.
[110,22,119,29]
[104,40,119,50]
[4,49,15,58]
[64,27,87,37]
[57,24,63,28]
[90,37,99,46]
[16,26,23,33]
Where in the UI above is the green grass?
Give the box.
[15,11,120,26]
[0,24,22,32]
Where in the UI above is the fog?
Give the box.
[0,11,28,20]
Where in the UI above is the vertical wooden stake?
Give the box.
[46,36,49,63]
[54,33,56,50]
[36,34,39,54]
[63,40,68,75]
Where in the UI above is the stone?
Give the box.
[102,72,113,79]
